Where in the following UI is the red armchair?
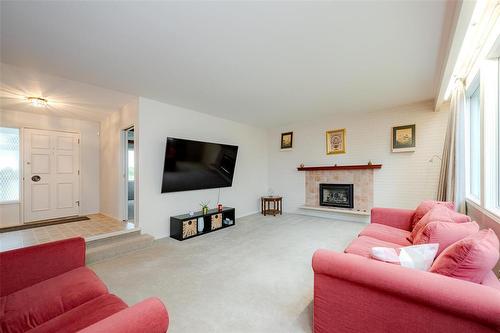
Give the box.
[0,237,169,333]
[312,207,500,333]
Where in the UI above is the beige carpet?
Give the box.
[90,213,364,332]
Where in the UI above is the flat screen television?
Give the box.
[161,137,238,193]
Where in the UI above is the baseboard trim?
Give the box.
[236,210,259,219]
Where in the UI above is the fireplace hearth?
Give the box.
[319,184,354,209]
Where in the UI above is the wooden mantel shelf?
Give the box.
[297,164,382,171]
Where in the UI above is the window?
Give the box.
[468,83,481,200]
[0,127,20,202]
[128,149,134,181]
[497,60,500,208]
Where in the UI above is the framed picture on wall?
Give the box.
[392,124,416,152]
[281,132,293,150]
[326,128,346,154]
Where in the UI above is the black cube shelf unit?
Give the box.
[170,207,235,241]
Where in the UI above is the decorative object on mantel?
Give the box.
[297,164,382,171]
[367,160,373,165]
[392,124,416,152]
[281,131,293,150]
[200,201,210,215]
[299,163,304,168]
[326,128,346,155]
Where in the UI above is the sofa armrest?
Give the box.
[370,207,415,231]
[79,297,169,333]
[0,237,86,296]
[312,249,500,332]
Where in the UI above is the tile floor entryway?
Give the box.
[0,214,136,251]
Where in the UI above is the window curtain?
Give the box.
[437,79,466,213]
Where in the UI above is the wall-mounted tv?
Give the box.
[161,137,238,193]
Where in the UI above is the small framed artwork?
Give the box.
[326,128,346,155]
[281,132,293,150]
[392,124,416,152]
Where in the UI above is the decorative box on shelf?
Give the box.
[211,213,222,230]
[182,219,197,238]
[170,207,235,241]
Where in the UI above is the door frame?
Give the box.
[22,127,82,223]
[122,125,136,222]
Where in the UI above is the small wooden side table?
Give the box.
[261,196,282,216]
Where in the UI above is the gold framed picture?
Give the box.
[326,129,346,155]
[281,131,293,150]
[392,124,416,152]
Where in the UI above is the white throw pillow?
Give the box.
[371,243,439,271]
[399,244,439,271]
[371,247,400,263]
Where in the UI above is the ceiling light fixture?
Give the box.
[27,96,48,108]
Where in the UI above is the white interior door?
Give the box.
[23,129,80,222]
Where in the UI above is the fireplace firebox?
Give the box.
[319,184,354,209]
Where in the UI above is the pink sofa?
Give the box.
[0,237,169,333]
[312,207,500,333]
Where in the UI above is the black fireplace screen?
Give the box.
[319,184,354,209]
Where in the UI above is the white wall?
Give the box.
[100,99,138,220]
[0,203,20,228]
[267,102,450,213]
[0,109,100,226]
[137,97,268,239]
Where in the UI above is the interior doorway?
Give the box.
[124,126,135,222]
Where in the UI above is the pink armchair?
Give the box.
[312,207,500,333]
[0,237,169,333]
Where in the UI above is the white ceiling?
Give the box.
[0,63,136,122]
[0,1,454,126]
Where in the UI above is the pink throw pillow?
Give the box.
[430,229,500,283]
[412,221,479,255]
[412,200,455,229]
[408,205,471,242]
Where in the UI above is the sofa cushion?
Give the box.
[481,271,500,291]
[409,205,471,242]
[27,294,128,333]
[359,223,412,246]
[413,221,479,255]
[411,200,455,229]
[430,229,500,283]
[1,267,108,333]
[344,236,401,259]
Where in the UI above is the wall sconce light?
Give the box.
[428,155,442,163]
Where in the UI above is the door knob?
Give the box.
[31,175,41,182]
